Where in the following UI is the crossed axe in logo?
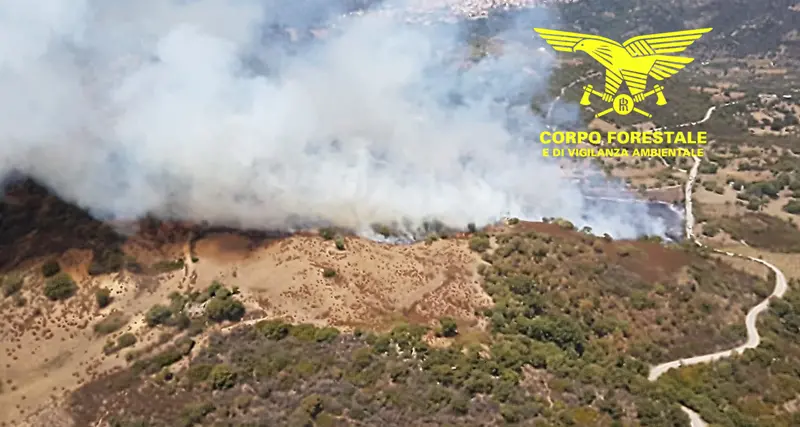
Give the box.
[579,84,667,118]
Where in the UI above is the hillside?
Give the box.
[0,185,774,426]
[558,0,800,58]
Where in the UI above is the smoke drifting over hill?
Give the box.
[0,0,667,238]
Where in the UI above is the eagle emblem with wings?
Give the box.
[534,28,712,118]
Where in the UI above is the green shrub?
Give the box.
[151,259,185,274]
[105,332,137,355]
[88,248,126,276]
[44,273,78,301]
[95,287,112,308]
[322,268,336,278]
[187,363,214,383]
[438,317,459,337]
[205,296,245,322]
[469,235,491,252]
[41,260,61,277]
[255,320,291,340]
[180,402,215,426]
[209,364,237,390]
[145,304,173,327]
[94,312,129,335]
[117,333,137,349]
[783,199,800,215]
[2,274,23,297]
[314,326,341,343]
[334,237,346,251]
[300,394,324,418]
[319,227,336,240]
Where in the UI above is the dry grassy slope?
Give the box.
[192,233,490,329]
[0,229,488,425]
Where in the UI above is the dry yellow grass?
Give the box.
[191,233,491,329]
[716,244,800,280]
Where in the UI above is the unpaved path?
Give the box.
[648,154,788,381]
[549,77,786,426]
[644,107,788,426]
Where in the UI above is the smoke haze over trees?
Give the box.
[0,0,667,238]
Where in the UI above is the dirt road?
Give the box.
[645,108,788,426]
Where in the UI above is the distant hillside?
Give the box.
[558,0,800,58]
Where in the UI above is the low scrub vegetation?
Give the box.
[95,287,112,308]
[94,311,129,335]
[103,333,138,355]
[144,281,246,331]
[44,273,78,301]
[706,213,800,252]
[1,274,23,297]
[41,260,61,277]
[68,226,774,427]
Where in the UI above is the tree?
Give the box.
[44,273,78,301]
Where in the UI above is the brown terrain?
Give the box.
[0,177,777,426]
[0,180,493,426]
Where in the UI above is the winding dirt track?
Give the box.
[648,154,788,382]
[644,106,788,426]
[548,79,789,426]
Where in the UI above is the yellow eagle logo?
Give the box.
[534,28,712,118]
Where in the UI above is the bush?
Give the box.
[314,326,341,343]
[88,248,126,276]
[95,287,112,308]
[151,259,185,274]
[205,296,245,322]
[783,199,800,215]
[255,320,291,340]
[44,273,78,301]
[94,312,129,335]
[105,333,138,355]
[187,364,214,383]
[319,227,336,240]
[322,268,336,278]
[145,304,173,327]
[438,317,459,337]
[209,364,237,390]
[2,274,23,297]
[469,235,491,252]
[117,333,137,349]
[41,260,61,277]
[180,402,215,426]
[334,237,346,251]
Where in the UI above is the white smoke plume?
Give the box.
[0,0,668,239]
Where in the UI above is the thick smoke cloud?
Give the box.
[0,0,667,238]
